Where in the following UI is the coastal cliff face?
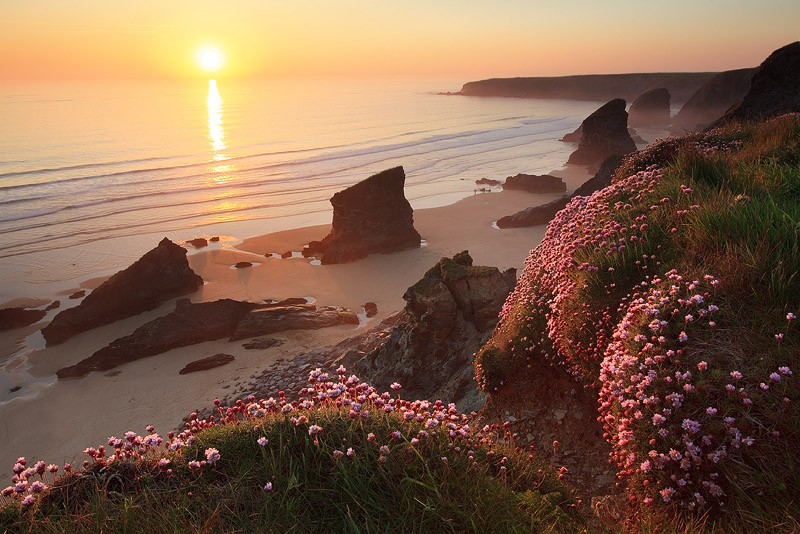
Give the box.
[715,41,800,126]
[457,72,715,103]
[671,68,756,131]
[41,238,203,346]
[304,166,421,264]
[476,114,800,518]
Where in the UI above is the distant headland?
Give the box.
[448,72,719,103]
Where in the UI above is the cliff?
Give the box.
[456,72,716,103]
[476,114,800,523]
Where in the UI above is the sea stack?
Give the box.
[304,166,422,264]
[567,99,637,171]
[628,88,671,128]
[42,238,204,346]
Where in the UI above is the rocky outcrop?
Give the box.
[476,178,501,186]
[303,167,421,264]
[671,68,756,132]
[179,354,235,375]
[187,238,208,248]
[502,174,566,194]
[230,304,358,341]
[571,154,624,198]
[352,251,516,411]
[714,42,800,127]
[56,298,357,378]
[496,197,570,229]
[628,88,671,128]
[567,99,637,171]
[42,238,204,346]
[0,307,47,331]
[496,154,624,229]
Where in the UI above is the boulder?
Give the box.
[242,337,284,350]
[567,99,637,171]
[187,238,208,248]
[42,238,204,346]
[672,68,756,132]
[56,299,257,378]
[234,261,253,269]
[496,197,570,229]
[302,166,421,264]
[280,251,293,259]
[502,174,566,194]
[364,302,378,318]
[628,88,671,128]
[179,354,235,375]
[714,42,800,127]
[476,177,501,186]
[0,307,47,331]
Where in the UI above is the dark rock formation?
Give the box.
[572,154,624,198]
[230,304,358,341]
[280,251,293,259]
[302,167,421,264]
[242,337,284,350]
[276,297,309,306]
[628,88,671,128]
[561,125,582,143]
[56,298,358,378]
[187,238,208,248]
[68,291,85,300]
[496,197,570,229]
[496,154,624,229]
[364,302,378,318]
[179,354,235,375]
[714,42,800,127]
[0,307,47,331]
[476,177,501,186]
[352,251,516,411]
[457,73,716,103]
[234,262,253,269]
[567,99,637,171]
[44,301,61,312]
[56,299,257,378]
[42,238,204,346]
[672,68,756,132]
[502,174,566,194]
[209,236,220,242]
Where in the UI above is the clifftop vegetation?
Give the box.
[477,113,800,530]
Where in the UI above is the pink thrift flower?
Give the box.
[21,495,36,507]
[697,361,708,371]
[204,448,220,464]
[730,370,743,380]
[257,437,268,447]
[264,482,273,492]
[787,312,796,321]
[308,425,322,436]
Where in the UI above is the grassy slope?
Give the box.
[476,114,800,531]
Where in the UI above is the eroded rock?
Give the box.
[502,174,566,194]
[42,238,204,346]
[179,354,235,375]
[567,99,637,171]
[302,166,421,264]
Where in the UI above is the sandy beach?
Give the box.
[0,168,590,474]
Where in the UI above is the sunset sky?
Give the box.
[2,0,799,80]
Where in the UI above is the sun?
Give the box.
[196,46,225,73]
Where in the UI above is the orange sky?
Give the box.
[2,1,799,80]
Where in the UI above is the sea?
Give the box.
[0,78,602,304]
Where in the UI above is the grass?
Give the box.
[0,372,583,533]
[477,114,800,530]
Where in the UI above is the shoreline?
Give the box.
[0,165,591,474]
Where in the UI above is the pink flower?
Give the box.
[730,370,743,380]
[308,425,322,436]
[787,312,796,321]
[204,448,220,464]
[21,495,36,507]
[264,482,273,492]
[697,361,708,371]
[390,382,402,391]
[257,437,268,447]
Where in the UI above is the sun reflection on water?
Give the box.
[207,79,227,157]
